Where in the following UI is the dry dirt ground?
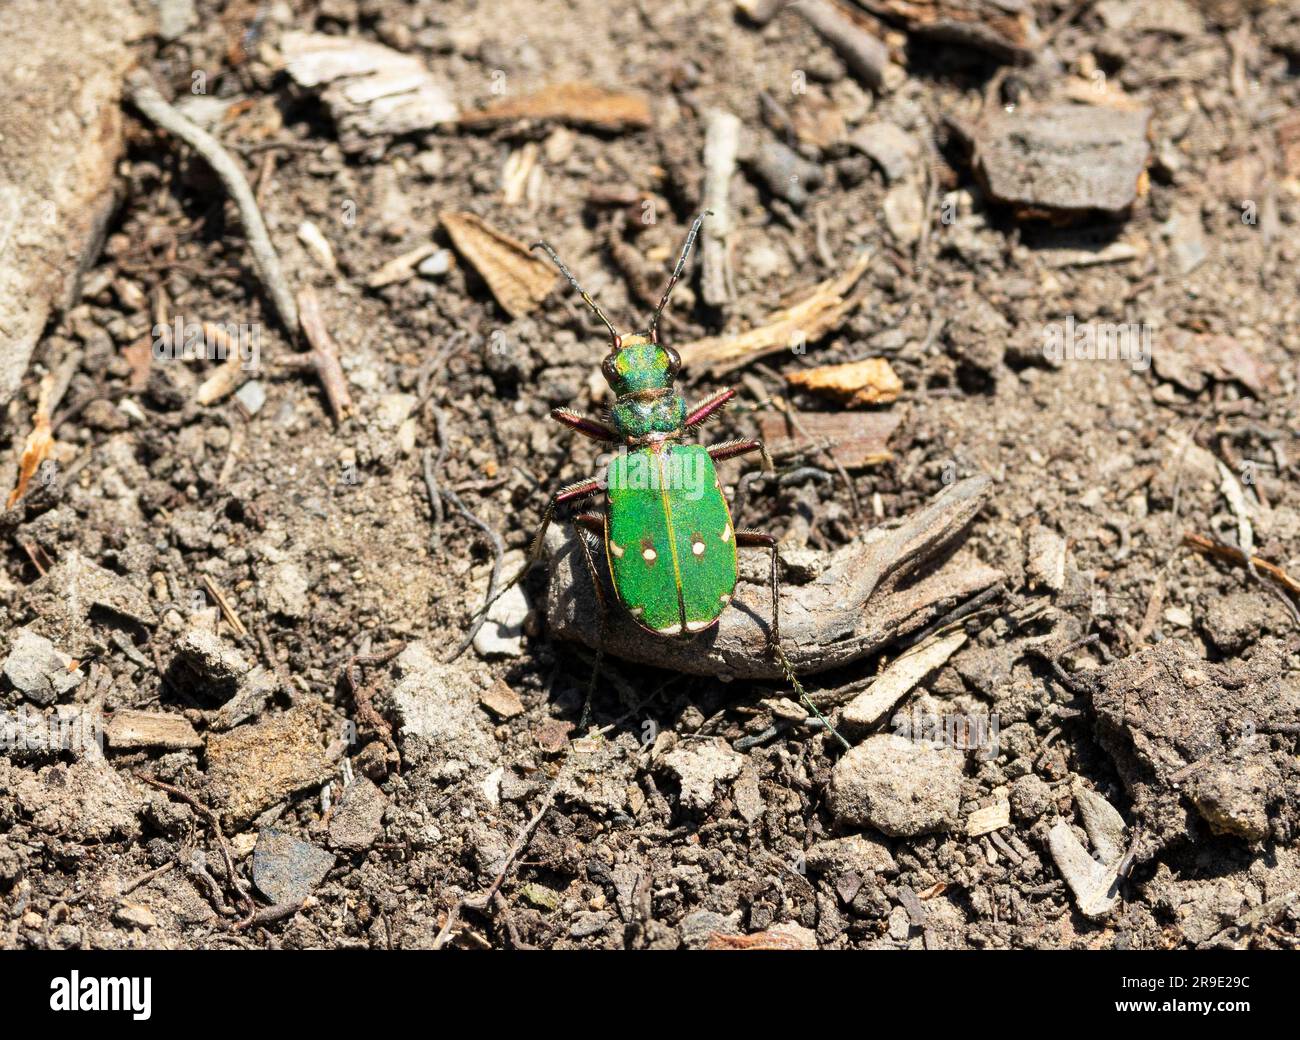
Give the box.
[1,0,1299,950]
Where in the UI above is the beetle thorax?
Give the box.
[602,332,687,442]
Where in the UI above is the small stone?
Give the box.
[157,0,196,41]
[882,178,924,244]
[1164,606,1193,629]
[680,908,742,950]
[17,551,156,657]
[1009,773,1052,822]
[234,380,266,416]
[1025,526,1068,593]
[252,828,336,904]
[14,758,143,841]
[1164,204,1208,276]
[390,643,499,780]
[264,560,310,619]
[417,248,454,278]
[849,120,919,183]
[805,833,897,878]
[974,104,1152,220]
[205,706,334,826]
[479,680,525,720]
[170,627,250,703]
[1187,761,1272,842]
[472,583,528,658]
[569,910,612,938]
[112,903,157,930]
[81,397,129,431]
[3,628,82,705]
[827,734,964,836]
[887,905,912,940]
[106,709,202,751]
[1073,784,1128,864]
[660,738,744,812]
[733,767,765,824]
[328,777,388,852]
[1201,592,1265,655]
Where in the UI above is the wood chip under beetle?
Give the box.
[785,357,903,407]
[440,211,556,318]
[677,250,872,374]
[460,82,651,133]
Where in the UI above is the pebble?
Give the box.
[660,738,744,812]
[112,903,157,930]
[417,248,454,278]
[827,734,964,836]
[472,583,528,658]
[2,628,82,705]
[253,828,336,904]
[328,777,389,852]
[205,706,334,826]
[478,680,525,720]
[849,120,919,183]
[234,380,266,416]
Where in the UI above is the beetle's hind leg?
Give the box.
[734,529,849,750]
[570,511,609,732]
[470,475,603,624]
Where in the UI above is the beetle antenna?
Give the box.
[531,240,621,341]
[649,210,712,340]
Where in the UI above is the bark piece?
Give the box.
[461,82,651,133]
[0,0,141,406]
[973,104,1152,221]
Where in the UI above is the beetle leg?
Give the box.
[551,407,617,442]
[569,511,609,732]
[471,475,604,622]
[684,387,735,428]
[735,528,849,750]
[707,438,774,471]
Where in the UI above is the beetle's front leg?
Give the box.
[551,408,617,442]
[472,476,604,620]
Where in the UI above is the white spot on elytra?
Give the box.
[691,540,705,557]
[721,524,732,542]
[630,606,644,617]
[719,593,731,605]
[609,540,624,558]
[686,619,712,633]
[656,621,682,635]
[642,547,657,563]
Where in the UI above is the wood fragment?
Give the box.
[460,82,651,133]
[367,242,439,289]
[793,0,892,90]
[786,357,903,407]
[677,250,872,374]
[128,72,299,333]
[701,110,741,308]
[194,323,249,406]
[440,211,557,319]
[295,286,355,424]
[1183,533,1300,599]
[202,575,249,639]
[759,409,901,469]
[856,0,1041,63]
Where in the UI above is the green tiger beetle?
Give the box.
[481,212,845,746]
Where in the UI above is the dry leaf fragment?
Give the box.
[786,357,903,407]
[677,250,872,374]
[440,211,556,319]
[461,82,652,133]
[6,376,55,509]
